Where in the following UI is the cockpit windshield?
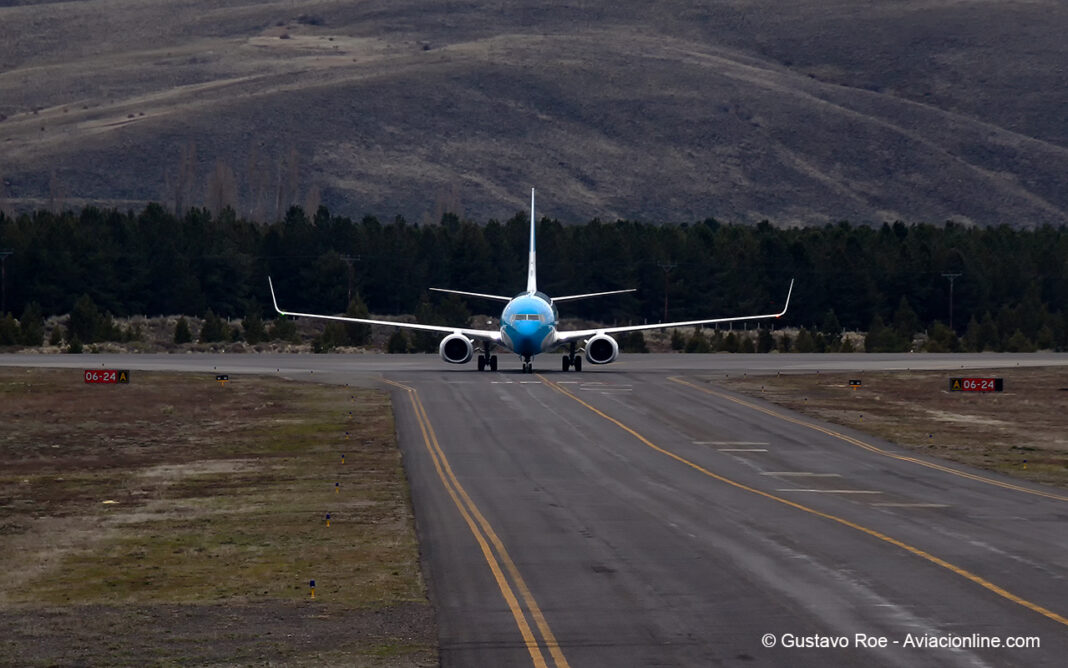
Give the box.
[513,314,542,322]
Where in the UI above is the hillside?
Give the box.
[1,0,1067,226]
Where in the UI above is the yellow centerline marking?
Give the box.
[382,378,570,668]
[537,374,1068,629]
[668,376,1068,503]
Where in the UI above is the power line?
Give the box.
[941,272,962,332]
[0,250,12,315]
[657,261,676,322]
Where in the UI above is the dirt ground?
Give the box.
[0,368,435,666]
[717,366,1068,488]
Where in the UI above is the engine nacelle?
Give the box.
[439,333,474,364]
[584,333,619,365]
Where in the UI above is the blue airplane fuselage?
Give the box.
[499,292,559,358]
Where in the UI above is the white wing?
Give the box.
[554,280,794,343]
[268,278,502,343]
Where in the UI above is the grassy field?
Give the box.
[718,366,1068,488]
[0,367,435,666]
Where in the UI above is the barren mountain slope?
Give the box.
[1,0,1065,225]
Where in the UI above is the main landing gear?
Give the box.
[476,345,498,372]
[561,342,582,372]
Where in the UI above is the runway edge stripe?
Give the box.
[668,376,1068,503]
[537,374,1068,629]
[382,378,570,668]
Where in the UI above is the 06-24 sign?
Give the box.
[84,369,129,384]
[949,377,1003,392]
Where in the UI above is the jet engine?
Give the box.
[584,333,619,365]
[439,333,475,364]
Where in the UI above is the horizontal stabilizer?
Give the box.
[429,288,512,302]
[553,288,637,303]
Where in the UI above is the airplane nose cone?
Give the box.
[515,320,541,335]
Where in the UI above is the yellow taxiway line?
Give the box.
[382,378,570,668]
[538,374,1068,629]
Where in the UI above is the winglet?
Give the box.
[776,279,795,317]
[268,276,284,316]
[526,188,537,294]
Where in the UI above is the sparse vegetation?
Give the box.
[0,368,434,665]
[1,2,1067,226]
[719,368,1068,488]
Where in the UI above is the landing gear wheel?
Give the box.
[562,356,571,372]
[573,357,582,372]
[477,356,486,371]
[490,355,498,371]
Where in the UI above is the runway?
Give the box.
[3,353,1067,665]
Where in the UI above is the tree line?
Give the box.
[1,204,1066,352]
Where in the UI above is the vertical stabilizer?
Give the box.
[526,187,537,293]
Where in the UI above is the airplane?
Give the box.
[268,189,793,373]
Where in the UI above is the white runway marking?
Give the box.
[717,448,769,452]
[776,489,883,494]
[693,441,769,446]
[872,503,950,508]
[761,472,842,477]
[519,381,542,384]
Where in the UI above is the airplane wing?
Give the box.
[268,278,502,342]
[552,288,637,303]
[554,280,794,343]
[429,288,512,302]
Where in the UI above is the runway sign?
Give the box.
[84,370,129,384]
[949,377,1003,392]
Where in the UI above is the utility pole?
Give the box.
[0,250,12,315]
[658,261,676,322]
[942,272,961,332]
[341,255,360,307]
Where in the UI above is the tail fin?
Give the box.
[526,187,537,294]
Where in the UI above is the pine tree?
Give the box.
[684,327,711,353]
[820,309,842,337]
[757,328,774,353]
[242,308,267,345]
[740,335,756,353]
[174,317,193,344]
[68,294,102,343]
[0,313,18,345]
[794,327,816,353]
[268,318,299,343]
[670,329,685,351]
[344,295,372,346]
[387,329,410,353]
[18,302,44,346]
[621,331,648,353]
[198,309,229,343]
[1003,329,1035,352]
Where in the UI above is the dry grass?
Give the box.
[0,367,435,666]
[717,366,1068,487]
[2,1,1067,225]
